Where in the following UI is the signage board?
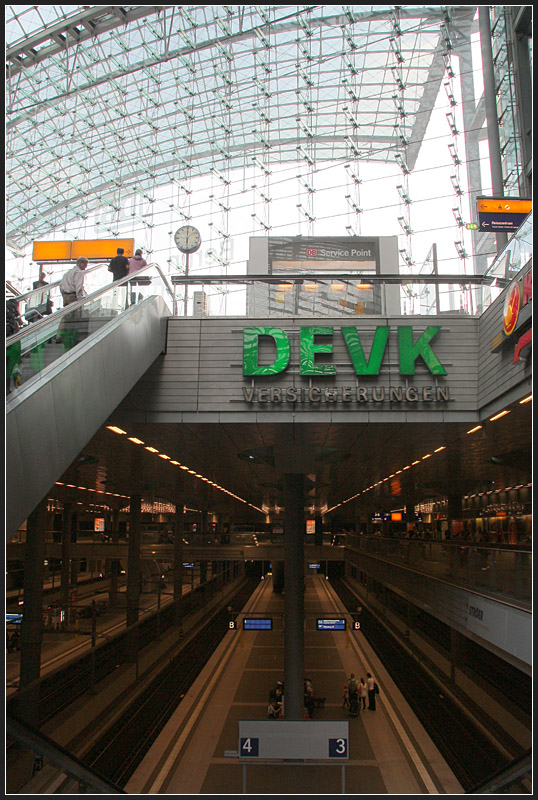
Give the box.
[6,613,23,624]
[317,618,346,631]
[239,720,349,760]
[243,618,272,630]
[477,197,531,233]
[268,236,378,274]
[32,238,135,261]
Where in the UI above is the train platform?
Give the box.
[126,575,463,795]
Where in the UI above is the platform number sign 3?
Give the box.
[240,737,259,757]
[329,737,348,758]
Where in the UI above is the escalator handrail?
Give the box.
[465,748,531,793]
[6,262,172,347]
[5,261,110,305]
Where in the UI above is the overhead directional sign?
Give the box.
[477,197,531,233]
[243,617,272,630]
[317,618,346,631]
[32,238,135,261]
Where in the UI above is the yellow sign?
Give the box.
[477,198,532,214]
[32,239,135,261]
[71,239,135,259]
[32,241,72,261]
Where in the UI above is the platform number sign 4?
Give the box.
[240,737,259,757]
[329,737,348,758]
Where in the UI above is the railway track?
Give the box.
[332,577,520,791]
[73,578,258,787]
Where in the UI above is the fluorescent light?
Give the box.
[519,395,532,404]
[489,409,510,422]
[128,437,144,445]
[466,425,482,434]
[107,426,126,435]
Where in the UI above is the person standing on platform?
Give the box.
[359,676,367,710]
[366,672,377,710]
[348,673,359,716]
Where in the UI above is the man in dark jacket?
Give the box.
[108,248,129,281]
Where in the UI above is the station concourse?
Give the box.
[5,4,532,795]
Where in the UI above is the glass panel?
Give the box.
[6,265,173,396]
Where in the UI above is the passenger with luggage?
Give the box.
[348,673,359,717]
[267,699,281,719]
[342,683,349,708]
[359,677,367,710]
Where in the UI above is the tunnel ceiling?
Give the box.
[51,397,532,522]
[5,4,477,248]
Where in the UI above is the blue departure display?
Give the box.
[317,618,346,630]
[243,618,273,630]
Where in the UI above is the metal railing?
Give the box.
[6,263,174,395]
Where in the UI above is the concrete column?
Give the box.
[125,494,141,663]
[108,508,120,606]
[314,515,323,546]
[447,493,463,538]
[173,504,184,634]
[283,473,305,720]
[18,499,48,726]
[60,502,72,627]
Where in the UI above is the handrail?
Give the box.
[168,272,501,285]
[465,748,531,793]
[6,261,110,305]
[6,713,126,793]
[6,262,173,346]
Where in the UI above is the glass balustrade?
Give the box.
[349,535,531,605]
[6,264,173,396]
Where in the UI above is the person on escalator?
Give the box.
[128,249,147,274]
[59,257,88,306]
[127,249,148,306]
[107,247,130,282]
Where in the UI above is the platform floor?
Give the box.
[126,575,463,794]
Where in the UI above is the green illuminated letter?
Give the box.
[398,325,447,375]
[341,326,390,375]
[243,327,290,375]
[300,326,336,375]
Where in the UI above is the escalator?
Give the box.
[6,266,173,539]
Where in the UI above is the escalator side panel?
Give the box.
[6,298,168,539]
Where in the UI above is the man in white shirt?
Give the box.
[367,672,377,710]
[60,257,88,306]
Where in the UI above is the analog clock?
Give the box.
[174,225,201,254]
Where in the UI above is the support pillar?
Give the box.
[60,502,72,627]
[173,504,185,634]
[283,473,305,720]
[108,508,120,606]
[125,494,141,663]
[18,499,48,726]
[447,493,463,538]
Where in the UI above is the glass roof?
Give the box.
[6,5,483,283]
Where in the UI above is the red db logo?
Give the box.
[306,248,318,257]
[503,283,520,336]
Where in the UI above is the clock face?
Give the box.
[174,225,201,254]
